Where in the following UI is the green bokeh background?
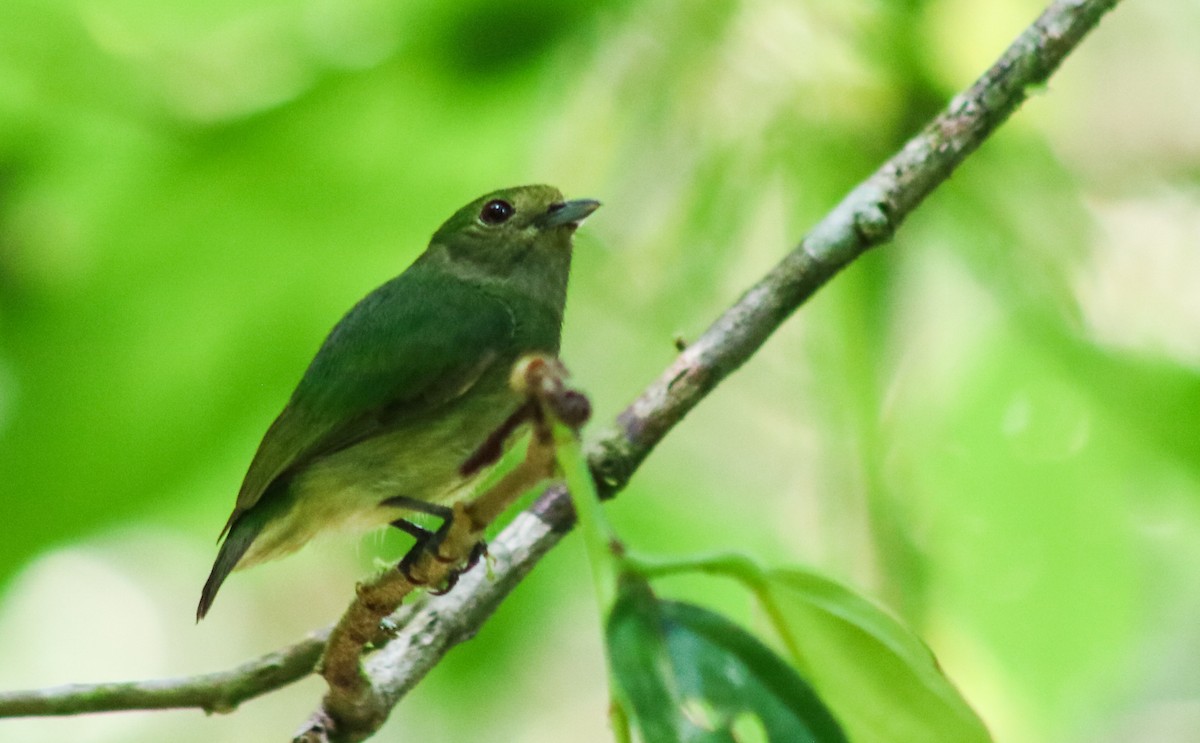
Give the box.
[2,0,1199,741]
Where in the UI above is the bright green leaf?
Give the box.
[607,576,847,743]
[765,568,992,743]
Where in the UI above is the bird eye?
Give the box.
[479,199,515,225]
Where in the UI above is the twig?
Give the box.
[0,0,1123,736]
[311,498,571,737]
[0,628,329,717]
[586,0,1124,492]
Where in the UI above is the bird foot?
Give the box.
[429,540,488,596]
[391,515,486,595]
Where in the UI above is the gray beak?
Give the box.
[537,198,601,229]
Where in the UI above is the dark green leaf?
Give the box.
[607,576,847,743]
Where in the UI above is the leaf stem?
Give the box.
[553,421,621,616]
[619,550,807,667]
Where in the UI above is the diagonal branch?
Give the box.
[297,1,1123,739]
[0,0,1123,736]
[587,0,1124,490]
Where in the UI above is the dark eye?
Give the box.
[479,199,515,225]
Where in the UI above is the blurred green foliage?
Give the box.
[2,0,1199,741]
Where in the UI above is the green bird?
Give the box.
[197,185,599,620]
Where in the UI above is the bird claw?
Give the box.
[394,520,446,586]
[428,540,488,596]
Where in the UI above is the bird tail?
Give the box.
[196,511,265,621]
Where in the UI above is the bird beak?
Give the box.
[537,198,601,229]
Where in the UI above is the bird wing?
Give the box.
[224,269,516,530]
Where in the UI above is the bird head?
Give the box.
[427,185,600,283]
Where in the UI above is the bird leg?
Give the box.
[382,495,486,591]
[388,517,435,544]
[459,400,537,477]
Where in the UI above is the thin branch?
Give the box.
[293,493,573,743]
[0,0,1122,736]
[0,628,328,717]
[587,0,1124,490]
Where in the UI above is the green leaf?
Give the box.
[764,568,992,743]
[607,576,847,743]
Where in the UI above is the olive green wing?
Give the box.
[224,269,516,531]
